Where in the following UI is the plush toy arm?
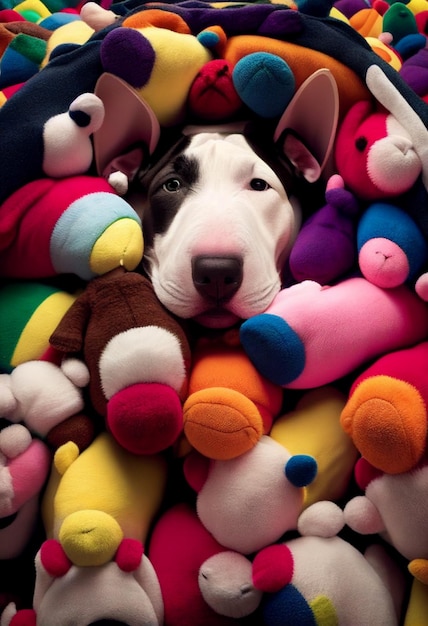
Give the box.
[343,495,386,535]
[49,291,91,354]
[252,544,294,593]
[297,500,345,538]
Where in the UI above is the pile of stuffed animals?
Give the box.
[2,0,428,623]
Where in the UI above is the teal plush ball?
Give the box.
[233,52,295,119]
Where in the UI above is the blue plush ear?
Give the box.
[285,454,317,488]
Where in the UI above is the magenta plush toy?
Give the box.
[240,276,428,389]
[149,502,262,626]
[334,98,424,201]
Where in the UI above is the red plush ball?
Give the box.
[188,59,243,121]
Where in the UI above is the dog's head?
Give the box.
[97,70,339,329]
[138,126,322,329]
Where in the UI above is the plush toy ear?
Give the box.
[274,68,339,180]
[93,72,160,182]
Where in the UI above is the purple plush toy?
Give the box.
[288,174,360,285]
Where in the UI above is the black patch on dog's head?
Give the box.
[136,133,199,247]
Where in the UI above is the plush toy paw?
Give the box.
[183,387,264,461]
[340,341,428,474]
[409,559,428,585]
[106,382,183,454]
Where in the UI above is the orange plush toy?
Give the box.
[182,329,283,461]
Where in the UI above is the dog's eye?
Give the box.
[163,178,182,193]
[250,178,270,191]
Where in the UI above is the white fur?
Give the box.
[99,326,186,399]
[145,133,301,327]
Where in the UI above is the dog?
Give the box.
[137,124,324,330]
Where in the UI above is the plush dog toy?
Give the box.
[49,268,191,455]
[240,276,428,389]
[1,537,164,625]
[343,456,428,585]
[149,502,262,626]
[252,537,405,625]
[41,431,167,567]
[340,340,428,475]
[183,435,317,555]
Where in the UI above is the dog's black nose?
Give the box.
[192,256,243,302]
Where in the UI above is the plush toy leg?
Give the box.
[183,387,264,461]
[340,342,428,474]
[403,579,428,626]
[106,382,183,455]
[240,277,428,389]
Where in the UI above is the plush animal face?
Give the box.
[141,130,317,329]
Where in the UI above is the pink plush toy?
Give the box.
[334,98,424,201]
[183,435,317,555]
[149,502,262,626]
[344,456,428,585]
[240,276,428,389]
[0,422,51,560]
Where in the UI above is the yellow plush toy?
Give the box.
[42,431,167,567]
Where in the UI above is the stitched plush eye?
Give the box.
[355,137,368,152]
[250,178,270,191]
[163,178,182,192]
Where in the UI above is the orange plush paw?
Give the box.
[409,559,428,585]
[340,375,427,474]
[183,387,264,461]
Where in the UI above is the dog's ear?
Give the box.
[93,73,160,182]
[280,131,321,183]
[274,68,339,181]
